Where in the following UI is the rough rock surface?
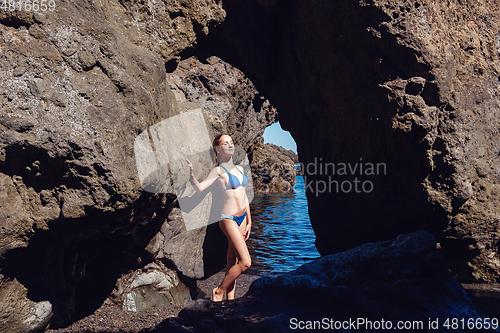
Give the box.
[167,55,278,150]
[45,272,261,333]
[250,139,296,193]
[0,0,226,330]
[200,0,500,282]
[168,56,293,194]
[0,1,282,330]
[142,231,481,333]
[107,261,191,312]
[0,276,52,333]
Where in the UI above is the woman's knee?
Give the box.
[239,257,251,270]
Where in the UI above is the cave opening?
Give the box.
[187,0,451,259]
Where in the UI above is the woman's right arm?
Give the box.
[185,159,220,192]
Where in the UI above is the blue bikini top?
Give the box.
[219,165,248,191]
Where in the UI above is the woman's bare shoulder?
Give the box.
[212,165,222,177]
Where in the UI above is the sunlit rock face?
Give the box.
[199,0,500,282]
[167,55,278,152]
[250,139,297,193]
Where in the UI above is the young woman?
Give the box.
[185,134,252,301]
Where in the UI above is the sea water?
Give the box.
[247,175,320,276]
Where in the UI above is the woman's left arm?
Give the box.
[244,203,252,241]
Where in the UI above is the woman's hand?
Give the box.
[244,221,251,241]
[244,205,252,241]
[186,162,219,192]
[185,158,194,172]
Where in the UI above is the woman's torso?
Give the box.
[217,164,249,215]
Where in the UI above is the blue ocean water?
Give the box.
[247,175,320,276]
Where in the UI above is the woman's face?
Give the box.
[217,135,234,156]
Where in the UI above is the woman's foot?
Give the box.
[212,287,223,302]
[227,282,235,300]
[227,289,235,300]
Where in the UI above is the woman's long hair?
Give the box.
[212,134,224,166]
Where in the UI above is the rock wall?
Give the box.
[250,139,296,193]
[167,56,299,194]
[159,55,278,279]
[0,0,182,326]
[2,0,499,330]
[0,1,281,329]
[0,0,208,330]
[167,55,278,150]
[199,0,500,282]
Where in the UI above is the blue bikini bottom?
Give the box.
[220,211,247,226]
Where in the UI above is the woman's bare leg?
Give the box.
[225,242,237,300]
[213,219,251,302]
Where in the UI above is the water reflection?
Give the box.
[247,176,320,276]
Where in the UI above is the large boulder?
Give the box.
[199,0,500,282]
[142,231,480,333]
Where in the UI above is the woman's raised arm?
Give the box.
[185,159,220,192]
